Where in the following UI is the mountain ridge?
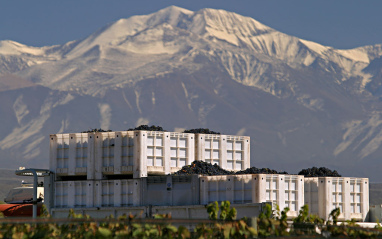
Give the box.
[1,6,382,180]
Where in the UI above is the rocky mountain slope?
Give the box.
[1,6,382,180]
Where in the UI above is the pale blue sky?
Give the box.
[1,0,381,49]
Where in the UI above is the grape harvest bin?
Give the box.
[50,133,95,179]
[50,131,250,179]
[50,131,196,179]
[199,174,304,217]
[51,175,199,209]
[132,131,195,178]
[304,177,369,221]
[54,179,141,208]
[141,175,200,206]
[195,134,250,171]
[369,205,382,222]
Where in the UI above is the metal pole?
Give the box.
[14,168,50,218]
[31,169,38,218]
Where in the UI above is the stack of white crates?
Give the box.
[48,130,252,213]
[53,179,142,209]
[304,177,369,221]
[49,131,250,179]
[199,174,305,217]
[48,130,372,222]
[195,134,250,171]
[50,131,199,179]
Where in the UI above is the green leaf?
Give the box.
[98,227,112,238]
[132,228,143,237]
[178,226,190,238]
[223,226,231,239]
[148,228,159,235]
[165,225,178,233]
[247,226,258,236]
[207,201,219,220]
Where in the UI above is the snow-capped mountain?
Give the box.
[1,6,382,180]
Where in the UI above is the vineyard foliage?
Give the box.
[0,202,381,238]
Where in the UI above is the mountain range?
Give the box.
[1,6,382,181]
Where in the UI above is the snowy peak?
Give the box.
[2,5,380,97]
[198,8,273,38]
[65,6,195,58]
[2,6,380,65]
[0,40,47,56]
[65,6,279,57]
[299,39,371,63]
[3,5,380,95]
[59,5,373,69]
[146,5,193,27]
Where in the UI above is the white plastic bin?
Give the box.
[54,181,69,208]
[54,181,94,208]
[369,205,382,222]
[50,133,95,179]
[304,177,319,215]
[169,132,195,173]
[141,175,200,206]
[253,174,304,217]
[304,177,369,221]
[200,175,254,205]
[52,130,197,179]
[94,179,141,207]
[133,131,169,178]
[195,134,250,171]
[200,174,304,217]
[133,131,195,178]
[51,130,253,179]
[94,131,135,179]
[53,179,141,209]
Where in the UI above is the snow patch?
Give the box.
[181,82,189,98]
[360,73,373,90]
[201,8,272,37]
[98,103,112,130]
[152,92,156,105]
[205,27,239,46]
[122,91,133,110]
[297,95,324,111]
[0,40,46,56]
[0,114,50,150]
[359,130,382,158]
[119,24,181,55]
[57,119,69,134]
[198,103,215,124]
[302,53,316,66]
[278,132,287,146]
[181,82,193,111]
[236,128,247,136]
[299,39,328,55]
[23,135,44,159]
[13,95,29,125]
[334,115,382,158]
[135,90,142,114]
[335,49,369,63]
[40,94,73,115]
